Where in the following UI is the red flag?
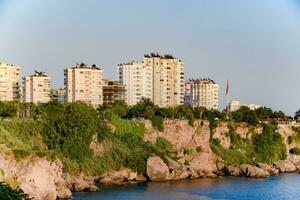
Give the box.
[226,79,229,95]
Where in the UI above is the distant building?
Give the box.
[23,71,51,103]
[229,100,261,112]
[184,81,192,107]
[64,62,103,107]
[102,79,126,106]
[184,78,219,110]
[117,53,184,107]
[116,61,153,106]
[0,61,21,101]
[144,53,184,107]
[50,88,65,102]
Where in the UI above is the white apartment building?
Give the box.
[229,100,261,112]
[64,62,103,107]
[143,53,184,107]
[116,61,152,106]
[185,78,219,110]
[0,61,21,101]
[23,71,51,103]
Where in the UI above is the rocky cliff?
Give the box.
[144,120,300,180]
[1,120,300,199]
[0,154,71,200]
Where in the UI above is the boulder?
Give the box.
[73,175,98,192]
[146,156,169,181]
[288,155,300,170]
[57,188,72,199]
[136,174,147,182]
[224,165,242,176]
[240,164,270,178]
[257,163,279,175]
[98,168,137,184]
[274,160,297,173]
[16,157,57,200]
[189,153,218,178]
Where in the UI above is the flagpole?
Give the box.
[226,79,230,121]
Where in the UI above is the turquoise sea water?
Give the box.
[73,173,300,200]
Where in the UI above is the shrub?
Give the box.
[0,101,19,118]
[196,146,202,153]
[184,160,189,166]
[290,147,300,155]
[253,124,287,163]
[0,182,31,200]
[154,137,173,162]
[183,148,192,156]
[150,115,164,131]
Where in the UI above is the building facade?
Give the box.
[116,61,152,106]
[185,78,219,110]
[64,62,103,107]
[229,100,261,112]
[23,71,51,103]
[102,79,126,106]
[0,61,21,101]
[50,88,65,102]
[144,53,184,107]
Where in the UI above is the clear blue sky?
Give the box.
[0,0,300,114]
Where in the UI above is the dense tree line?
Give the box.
[0,99,296,129]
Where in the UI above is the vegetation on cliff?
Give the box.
[0,99,295,177]
[210,123,287,165]
[0,182,31,200]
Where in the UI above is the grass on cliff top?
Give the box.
[0,118,55,160]
[288,126,300,144]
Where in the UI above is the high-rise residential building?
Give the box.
[116,61,152,106]
[0,61,21,101]
[64,62,103,107]
[102,79,126,106]
[184,78,219,110]
[144,53,184,107]
[23,71,51,103]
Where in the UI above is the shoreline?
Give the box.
[71,172,300,199]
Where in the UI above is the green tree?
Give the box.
[232,106,259,126]
[110,100,128,118]
[0,183,31,200]
[0,101,18,118]
[255,107,273,119]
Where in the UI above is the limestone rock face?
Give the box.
[240,164,270,178]
[288,155,300,170]
[0,154,71,200]
[146,156,169,181]
[17,157,57,200]
[274,160,297,173]
[189,152,218,178]
[144,120,195,150]
[213,124,230,149]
